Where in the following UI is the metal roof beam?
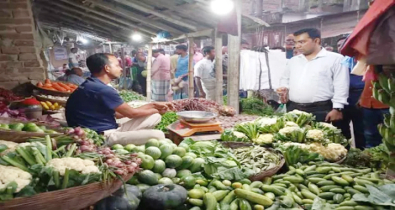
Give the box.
[85,0,185,35]
[113,0,198,31]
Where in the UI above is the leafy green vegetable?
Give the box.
[366,144,390,170]
[220,130,250,142]
[155,112,178,132]
[353,184,395,207]
[119,90,145,102]
[283,110,315,127]
[240,97,275,116]
[311,197,335,210]
[234,122,260,140]
[276,145,323,167]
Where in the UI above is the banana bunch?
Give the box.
[372,72,395,176]
[40,101,62,111]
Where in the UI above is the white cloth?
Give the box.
[194,58,216,100]
[239,50,287,91]
[68,53,78,64]
[279,48,349,108]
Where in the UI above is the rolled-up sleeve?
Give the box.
[332,57,350,108]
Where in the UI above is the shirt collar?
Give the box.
[298,47,327,60]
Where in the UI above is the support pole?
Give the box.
[227,0,242,114]
[146,43,153,101]
[188,37,195,98]
[121,47,127,90]
[109,43,113,53]
[214,30,223,105]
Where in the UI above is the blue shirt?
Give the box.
[66,77,124,133]
[175,55,190,81]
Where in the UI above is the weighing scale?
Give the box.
[166,111,224,144]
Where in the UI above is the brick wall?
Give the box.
[0,0,45,89]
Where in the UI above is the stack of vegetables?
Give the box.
[36,79,77,93]
[0,122,58,134]
[371,72,395,178]
[40,101,63,112]
[119,90,146,102]
[0,130,141,201]
[221,110,349,163]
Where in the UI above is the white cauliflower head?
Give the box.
[288,110,309,115]
[285,121,299,128]
[0,165,32,192]
[0,140,18,155]
[306,129,325,141]
[279,126,301,135]
[317,122,337,130]
[233,131,247,139]
[309,143,347,161]
[282,142,311,149]
[256,117,277,126]
[254,134,274,145]
[46,157,100,176]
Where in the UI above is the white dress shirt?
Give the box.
[279,48,349,108]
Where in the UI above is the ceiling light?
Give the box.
[80,37,88,44]
[211,0,234,15]
[132,33,142,42]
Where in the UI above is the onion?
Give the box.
[66,128,75,135]
[131,162,138,168]
[114,169,124,175]
[80,145,90,151]
[106,159,114,164]
[105,154,114,159]
[125,160,132,165]
[127,166,135,173]
[74,127,85,136]
[115,162,124,168]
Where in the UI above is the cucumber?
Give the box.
[332,176,349,186]
[242,184,251,191]
[220,191,236,205]
[189,198,204,206]
[353,185,368,193]
[307,174,326,178]
[308,177,327,183]
[240,179,252,185]
[239,199,252,210]
[330,188,346,194]
[272,174,287,180]
[273,183,287,188]
[320,185,342,192]
[317,180,336,186]
[213,180,230,190]
[262,177,272,185]
[203,193,218,210]
[302,199,314,204]
[354,205,375,210]
[298,184,308,190]
[234,189,273,207]
[308,182,320,195]
[223,180,232,186]
[335,207,355,210]
[354,178,374,186]
[341,175,354,183]
[343,193,351,199]
[304,165,316,172]
[212,190,230,202]
[261,185,284,196]
[292,192,303,205]
[318,192,335,200]
[189,207,201,210]
[346,188,361,195]
[264,192,275,200]
[253,204,264,210]
[301,189,317,200]
[251,188,264,194]
[250,181,263,188]
[209,186,217,193]
[296,169,305,176]
[339,200,358,206]
[230,199,239,210]
[333,194,344,204]
[232,182,243,189]
[284,175,304,183]
[316,167,332,173]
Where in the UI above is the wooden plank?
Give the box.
[113,0,198,31]
[227,0,242,114]
[214,30,224,105]
[85,0,184,35]
[188,37,195,98]
[146,44,153,101]
[58,0,158,36]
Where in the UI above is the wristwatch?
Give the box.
[334,108,344,112]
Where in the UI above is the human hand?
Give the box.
[276,87,288,104]
[325,109,343,122]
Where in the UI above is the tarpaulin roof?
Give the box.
[340,0,395,57]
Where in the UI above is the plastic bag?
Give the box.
[275,104,287,114]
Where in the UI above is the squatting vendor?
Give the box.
[66,53,168,146]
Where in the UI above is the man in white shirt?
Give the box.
[194,46,216,101]
[278,28,349,122]
[68,48,79,68]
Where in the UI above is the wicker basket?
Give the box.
[0,173,133,210]
[221,142,285,181]
[31,81,72,97]
[0,118,62,143]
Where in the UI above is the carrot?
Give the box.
[45,79,51,84]
[43,83,52,88]
[52,83,67,92]
[57,82,71,91]
[37,82,43,87]
[43,87,56,91]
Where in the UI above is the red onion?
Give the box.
[105,154,114,159]
[80,145,90,151]
[115,169,125,175]
[106,159,114,164]
[127,166,135,173]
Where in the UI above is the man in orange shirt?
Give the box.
[359,65,389,148]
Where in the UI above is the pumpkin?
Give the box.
[140,184,188,210]
[95,184,141,210]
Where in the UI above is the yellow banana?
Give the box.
[46,101,53,106]
[40,102,49,110]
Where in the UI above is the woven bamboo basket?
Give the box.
[220,142,285,181]
[31,81,73,97]
[0,173,133,210]
[0,118,63,143]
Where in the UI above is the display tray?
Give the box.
[221,142,285,181]
[33,90,67,107]
[0,173,133,210]
[0,117,63,143]
[31,80,73,97]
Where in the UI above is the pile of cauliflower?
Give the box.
[253,134,274,145]
[306,129,325,141]
[46,157,101,176]
[281,142,347,161]
[0,165,32,192]
[278,126,302,135]
[256,117,278,127]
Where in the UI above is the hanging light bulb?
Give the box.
[211,0,234,15]
[131,33,142,41]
